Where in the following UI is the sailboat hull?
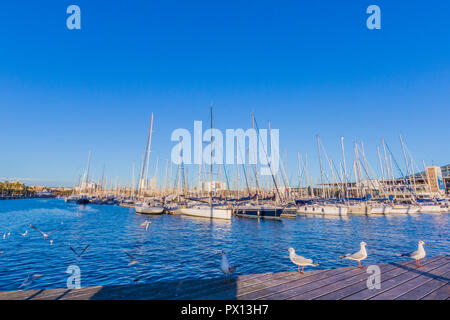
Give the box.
[234,206,283,220]
[297,205,348,216]
[180,207,232,220]
[135,205,164,215]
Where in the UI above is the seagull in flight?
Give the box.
[126,252,139,266]
[29,224,59,240]
[21,230,28,237]
[140,220,152,231]
[341,241,368,268]
[288,248,319,274]
[70,244,90,259]
[397,240,427,268]
[220,251,239,277]
[19,274,43,289]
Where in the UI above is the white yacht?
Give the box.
[180,204,232,220]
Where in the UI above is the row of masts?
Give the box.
[70,112,441,204]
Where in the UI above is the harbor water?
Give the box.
[0,199,448,291]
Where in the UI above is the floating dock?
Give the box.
[0,256,448,300]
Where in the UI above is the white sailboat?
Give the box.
[180,105,232,220]
[134,113,164,215]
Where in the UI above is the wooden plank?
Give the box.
[421,283,450,300]
[372,263,450,300]
[344,256,447,300]
[263,267,367,300]
[316,256,443,300]
[176,269,327,300]
[395,271,450,300]
[303,262,400,300]
[241,267,355,300]
[198,268,335,300]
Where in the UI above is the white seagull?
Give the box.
[398,240,427,268]
[288,248,319,274]
[140,220,152,231]
[220,251,239,277]
[30,224,59,240]
[341,241,368,268]
[21,230,28,237]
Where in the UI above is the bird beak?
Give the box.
[423,243,428,245]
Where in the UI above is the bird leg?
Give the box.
[301,266,304,274]
[297,266,300,273]
[358,261,363,269]
[417,259,422,268]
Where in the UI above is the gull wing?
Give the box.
[81,244,90,255]
[30,224,45,235]
[402,249,419,259]
[291,254,313,265]
[69,246,78,256]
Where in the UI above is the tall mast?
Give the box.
[316,135,325,198]
[340,137,349,198]
[210,104,213,204]
[137,113,153,199]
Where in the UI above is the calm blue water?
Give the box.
[0,199,448,291]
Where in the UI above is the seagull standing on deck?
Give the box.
[220,251,238,277]
[288,248,319,274]
[397,240,427,268]
[341,241,368,268]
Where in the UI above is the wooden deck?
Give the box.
[0,255,448,300]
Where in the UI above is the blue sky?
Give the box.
[0,1,449,187]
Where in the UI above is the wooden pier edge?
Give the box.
[0,256,448,300]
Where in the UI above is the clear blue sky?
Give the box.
[1,1,449,187]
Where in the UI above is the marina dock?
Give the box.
[1,255,448,300]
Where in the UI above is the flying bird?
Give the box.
[126,252,139,266]
[21,230,28,237]
[288,248,319,274]
[397,240,427,268]
[220,251,239,277]
[30,224,59,240]
[19,274,43,289]
[70,244,90,258]
[341,241,368,268]
[140,221,152,231]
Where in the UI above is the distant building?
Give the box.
[426,166,446,195]
[202,181,227,192]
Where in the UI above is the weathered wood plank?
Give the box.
[178,269,328,300]
[243,267,355,300]
[199,268,337,300]
[421,282,450,300]
[304,262,400,300]
[264,267,368,300]
[372,263,449,300]
[395,271,449,300]
[316,256,444,300]
[344,256,447,300]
